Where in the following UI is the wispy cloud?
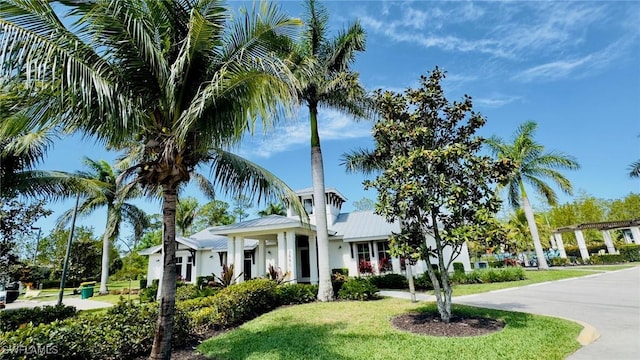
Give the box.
[238,109,372,158]
[474,95,521,108]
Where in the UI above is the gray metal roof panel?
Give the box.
[330,211,399,240]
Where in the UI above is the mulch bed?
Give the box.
[134,329,227,360]
[391,311,505,337]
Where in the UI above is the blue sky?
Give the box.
[30,1,640,246]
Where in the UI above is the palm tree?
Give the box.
[57,158,149,294]
[257,202,286,217]
[288,0,370,301]
[486,121,579,269]
[176,197,199,236]
[0,2,304,358]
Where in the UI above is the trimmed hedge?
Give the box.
[564,245,607,258]
[592,254,626,264]
[0,305,77,333]
[465,267,526,284]
[619,244,640,262]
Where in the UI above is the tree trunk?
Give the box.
[150,186,178,360]
[522,192,549,269]
[310,104,334,302]
[99,223,111,294]
[405,258,416,303]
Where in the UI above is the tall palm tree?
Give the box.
[0,1,304,358]
[288,0,370,301]
[57,158,149,294]
[257,202,286,217]
[486,121,579,269]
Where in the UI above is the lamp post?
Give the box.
[58,193,80,306]
[31,227,42,265]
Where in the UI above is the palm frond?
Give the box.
[207,148,306,221]
[325,20,365,72]
[340,148,381,175]
[629,159,640,178]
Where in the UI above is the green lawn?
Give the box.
[19,279,141,305]
[198,298,582,360]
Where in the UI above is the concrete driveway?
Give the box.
[3,296,113,311]
[454,267,640,360]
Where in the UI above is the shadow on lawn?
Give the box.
[198,321,351,360]
[414,303,535,329]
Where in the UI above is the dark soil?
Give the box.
[391,311,505,337]
[134,329,227,360]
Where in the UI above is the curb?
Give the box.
[560,317,600,346]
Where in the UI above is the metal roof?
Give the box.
[137,234,257,255]
[207,215,314,234]
[330,211,399,241]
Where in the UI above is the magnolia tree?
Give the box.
[365,68,513,322]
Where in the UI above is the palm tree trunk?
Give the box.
[99,219,111,294]
[310,104,334,301]
[521,191,549,270]
[150,186,178,360]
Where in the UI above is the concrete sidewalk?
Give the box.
[3,297,114,311]
[380,267,640,359]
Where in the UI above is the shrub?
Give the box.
[210,279,278,329]
[564,245,607,258]
[452,262,465,274]
[331,268,349,276]
[619,244,640,262]
[0,301,190,360]
[39,279,60,289]
[139,283,158,303]
[551,257,570,266]
[338,278,379,301]
[592,254,625,264]
[176,284,200,301]
[276,284,318,305]
[450,271,468,285]
[331,271,348,295]
[139,278,147,289]
[0,305,77,332]
[368,273,408,289]
[358,260,373,275]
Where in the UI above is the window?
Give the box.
[356,243,370,262]
[377,242,393,273]
[175,257,183,280]
[303,198,313,214]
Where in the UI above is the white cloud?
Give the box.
[474,94,521,108]
[239,108,372,159]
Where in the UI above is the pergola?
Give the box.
[551,219,640,260]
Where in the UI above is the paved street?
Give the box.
[454,267,640,360]
[3,296,113,311]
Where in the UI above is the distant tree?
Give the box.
[233,195,253,223]
[548,192,607,245]
[0,199,51,282]
[257,203,287,217]
[191,200,235,232]
[352,197,375,211]
[486,121,579,269]
[365,68,513,322]
[607,193,640,221]
[38,226,101,285]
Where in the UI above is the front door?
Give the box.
[297,235,311,282]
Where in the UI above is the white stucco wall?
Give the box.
[147,253,162,282]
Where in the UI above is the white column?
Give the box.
[601,230,616,254]
[550,235,557,249]
[631,227,640,245]
[371,242,379,275]
[554,233,567,259]
[277,232,287,274]
[226,237,235,268]
[391,257,401,274]
[574,230,589,260]
[235,236,245,283]
[309,235,318,284]
[623,230,632,244]
[258,239,266,277]
[286,231,297,284]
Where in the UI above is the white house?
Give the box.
[139,187,472,284]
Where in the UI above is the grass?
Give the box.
[19,279,141,305]
[198,298,582,360]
